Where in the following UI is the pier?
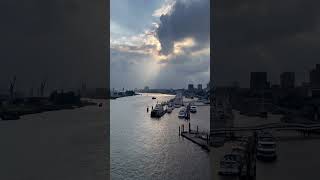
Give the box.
[180,123,210,152]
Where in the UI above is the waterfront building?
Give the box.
[188,84,194,91]
[280,72,295,89]
[310,64,320,89]
[310,64,320,97]
[198,84,202,91]
[250,72,269,91]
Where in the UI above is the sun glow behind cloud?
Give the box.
[110,0,210,89]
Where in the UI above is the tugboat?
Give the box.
[256,131,277,161]
[150,104,165,118]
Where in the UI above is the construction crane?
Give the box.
[40,79,47,97]
[9,76,16,100]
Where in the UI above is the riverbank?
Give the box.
[0,100,97,120]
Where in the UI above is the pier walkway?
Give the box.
[211,122,320,136]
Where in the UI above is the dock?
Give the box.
[180,124,210,151]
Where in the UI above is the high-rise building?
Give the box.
[280,72,295,89]
[197,84,202,90]
[310,64,320,89]
[250,72,268,90]
[188,84,194,91]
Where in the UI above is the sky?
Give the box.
[110,0,210,90]
[0,0,107,94]
[213,0,320,87]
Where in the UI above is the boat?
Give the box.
[174,103,181,108]
[218,153,241,176]
[190,106,197,113]
[256,131,277,161]
[152,97,156,99]
[0,112,20,120]
[150,104,165,118]
[178,108,186,118]
[167,107,173,113]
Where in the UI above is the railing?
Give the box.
[211,123,320,135]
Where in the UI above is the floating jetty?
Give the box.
[180,124,210,151]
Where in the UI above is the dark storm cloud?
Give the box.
[157,0,210,55]
[0,0,106,94]
[213,0,320,87]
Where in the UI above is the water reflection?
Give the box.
[111,93,211,180]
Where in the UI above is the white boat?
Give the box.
[256,131,277,161]
[218,154,241,176]
[174,103,181,108]
[178,108,186,118]
[190,106,197,113]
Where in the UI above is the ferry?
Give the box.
[190,106,197,113]
[178,108,186,118]
[256,131,277,161]
[218,153,241,176]
[150,104,165,118]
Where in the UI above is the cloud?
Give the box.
[156,0,210,55]
[152,0,175,17]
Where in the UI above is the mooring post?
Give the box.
[189,122,191,133]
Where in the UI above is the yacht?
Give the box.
[190,106,197,113]
[178,108,186,118]
[256,131,277,161]
[150,104,165,118]
[218,153,241,176]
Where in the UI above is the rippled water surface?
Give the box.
[111,93,211,180]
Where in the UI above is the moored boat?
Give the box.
[178,108,186,118]
[150,104,165,118]
[256,131,277,161]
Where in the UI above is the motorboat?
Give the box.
[178,108,186,118]
[190,106,197,113]
[256,131,277,161]
[218,154,241,176]
[150,104,165,118]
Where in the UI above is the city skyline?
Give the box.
[213,0,320,87]
[110,0,210,90]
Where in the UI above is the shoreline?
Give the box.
[0,100,98,120]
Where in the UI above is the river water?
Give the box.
[111,93,211,180]
[0,99,107,180]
